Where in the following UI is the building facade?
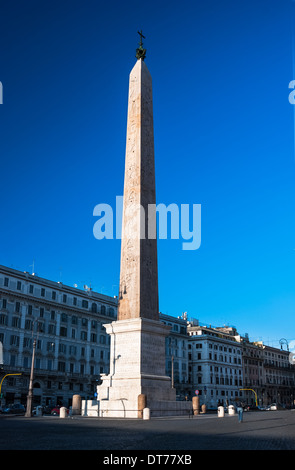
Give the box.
[160,313,190,399]
[0,265,117,408]
[188,321,295,408]
[0,265,294,411]
[262,344,294,407]
[187,322,244,408]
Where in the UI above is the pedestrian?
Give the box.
[236,400,243,422]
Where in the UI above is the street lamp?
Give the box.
[25,338,36,417]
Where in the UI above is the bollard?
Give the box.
[60,407,67,418]
[217,406,224,417]
[228,405,235,416]
[143,408,150,420]
[192,396,200,415]
[72,394,82,416]
[138,394,147,419]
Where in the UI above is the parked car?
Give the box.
[32,405,43,416]
[50,406,69,416]
[247,405,264,411]
[3,403,25,414]
[266,403,277,411]
[43,405,55,415]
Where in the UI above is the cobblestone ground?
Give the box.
[0,410,294,451]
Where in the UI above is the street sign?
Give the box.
[195,389,199,395]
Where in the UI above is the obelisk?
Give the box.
[118,34,158,322]
[96,34,179,417]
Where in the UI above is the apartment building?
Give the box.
[187,322,243,408]
[188,322,295,408]
[262,344,295,406]
[0,265,117,408]
[160,313,190,399]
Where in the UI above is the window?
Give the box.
[23,356,29,368]
[81,331,87,341]
[61,313,67,323]
[63,294,67,303]
[25,319,33,330]
[47,342,55,352]
[29,284,34,294]
[41,288,45,297]
[10,335,20,346]
[59,343,67,354]
[69,345,77,355]
[4,277,9,287]
[100,335,106,345]
[58,361,66,372]
[60,327,67,337]
[23,337,32,348]
[12,317,20,328]
[82,300,88,309]
[48,324,56,335]
[37,322,44,333]
[17,281,21,291]
[52,291,56,300]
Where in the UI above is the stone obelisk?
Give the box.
[118,38,158,322]
[96,34,179,417]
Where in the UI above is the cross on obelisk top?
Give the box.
[136,30,146,61]
[138,30,145,46]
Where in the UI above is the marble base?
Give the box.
[96,318,190,417]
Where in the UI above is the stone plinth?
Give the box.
[97,317,176,416]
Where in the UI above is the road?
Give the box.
[0,410,294,452]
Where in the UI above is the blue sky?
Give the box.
[0,0,295,348]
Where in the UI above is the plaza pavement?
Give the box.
[0,410,294,452]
